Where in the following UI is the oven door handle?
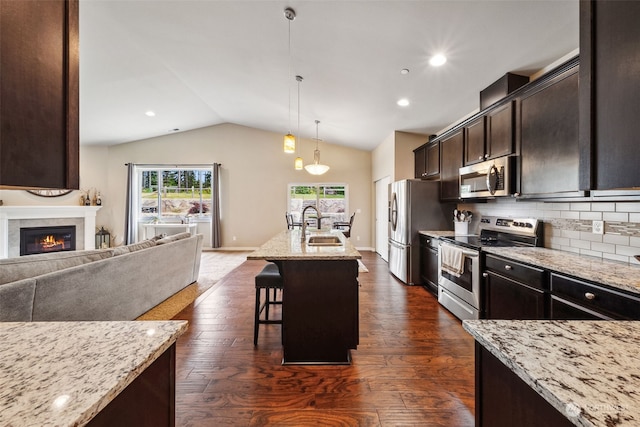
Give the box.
[441,243,479,259]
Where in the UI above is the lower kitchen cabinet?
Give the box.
[475,344,574,427]
[550,273,640,320]
[483,254,548,319]
[419,235,439,295]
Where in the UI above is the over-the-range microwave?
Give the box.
[459,156,514,199]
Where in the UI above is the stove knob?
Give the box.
[526,223,533,228]
[513,222,521,227]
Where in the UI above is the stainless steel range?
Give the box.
[437,216,543,320]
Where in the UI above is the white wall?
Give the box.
[105,123,372,248]
[1,123,373,250]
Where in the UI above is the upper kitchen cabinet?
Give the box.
[486,101,516,159]
[0,0,79,190]
[463,117,486,165]
[463,101,515,167]
[519,58,581,198]
[440,129,463,201]
[580,0,640,193]
[414,139,440,179]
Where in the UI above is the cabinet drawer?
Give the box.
[485,254,547,291]
[550,274,640,320]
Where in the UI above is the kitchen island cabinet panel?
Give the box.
[475,343,575,427]
[281,259,359,364]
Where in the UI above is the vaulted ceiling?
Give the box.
[79,0,579,151]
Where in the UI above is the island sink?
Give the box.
[307,235,343,246]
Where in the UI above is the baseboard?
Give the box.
[202,247,259,252]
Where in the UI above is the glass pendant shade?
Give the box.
[304,149,330,175]
[294,156,304,170]
[283,133,296,153]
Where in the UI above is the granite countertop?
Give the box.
[419,230,456,238]
[247,229,361,260]
[485,247,640,296]
[0,320,188,427]
[464,319,640,427]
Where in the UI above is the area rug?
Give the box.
[137,251,251,320]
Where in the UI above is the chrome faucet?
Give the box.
[300,205,319,242]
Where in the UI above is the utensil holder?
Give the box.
[454,221,469,236]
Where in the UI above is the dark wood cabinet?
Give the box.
[483,254,548,319]
[550,273,640,320]
[419,234,439,295]
[476,344,574,427]
[580,0,640,192]
[464,102,514,167]
[439,130,463,201]
[0,0,79,190]
[464,117,486,165]
[414,145,426,179]
[414,140,440,179]
[520,59,580,197]
[486,101,515,159]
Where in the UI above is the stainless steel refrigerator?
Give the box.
[388,179,453,285]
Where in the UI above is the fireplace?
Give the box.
[20,226,77,256]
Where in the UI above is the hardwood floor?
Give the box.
[172,251,475,426]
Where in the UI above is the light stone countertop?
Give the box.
[247,229,361,260]
[419,230,456,238]
[484,247,640,296]
[0,320,188,427]
[464,320,640,427]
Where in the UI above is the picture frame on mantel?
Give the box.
[26,189,73,197]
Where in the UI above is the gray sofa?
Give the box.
[0,232,203,321]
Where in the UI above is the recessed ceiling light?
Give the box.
[397,98,410,107]
[429,54,447,67]
[400,68,410,75]
[145,111,156,117]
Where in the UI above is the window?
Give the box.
[139,166,213,220]
[288,183,348,228]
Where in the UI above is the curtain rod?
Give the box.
[124,163,221,167]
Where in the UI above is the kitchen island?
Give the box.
[248,229,361,364]
[0,320,187,427]
[464,319,640,427]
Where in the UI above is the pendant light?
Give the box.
[294,75,304,170]
[305,120,330,175]
[283,7,296,153]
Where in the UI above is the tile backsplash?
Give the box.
[458,199,640,265]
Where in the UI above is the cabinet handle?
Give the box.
[482,272,488,278]
[484,154,489,159]
[426,239,431,244]
[504,265,513,271]
[585,292,596,300]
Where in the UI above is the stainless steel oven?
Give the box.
[459,155,514,199]
[438,242,481,320]
[437,216,543,321]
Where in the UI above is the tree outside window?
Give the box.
[140,167,213,220]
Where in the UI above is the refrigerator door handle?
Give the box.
[390,192,398,232]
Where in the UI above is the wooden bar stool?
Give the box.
[254,262,283,345]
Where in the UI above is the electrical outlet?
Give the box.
[592,220,604,235]
[356,236,360,241]
[232,236,237,241]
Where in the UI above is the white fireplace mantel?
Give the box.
[0,206,102,258]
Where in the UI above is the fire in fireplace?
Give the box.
[20,226,76,256]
